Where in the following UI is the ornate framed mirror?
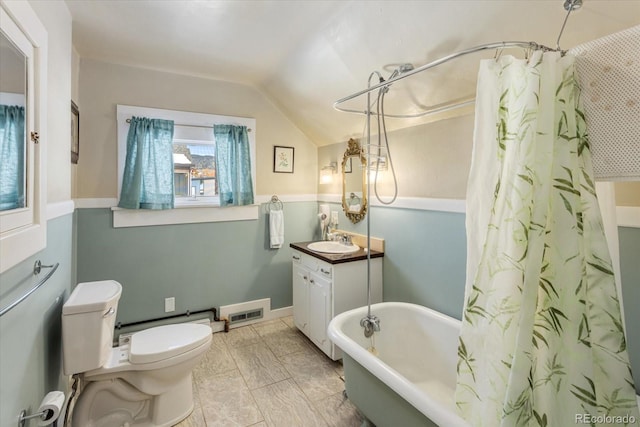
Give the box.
[342,138,367,224]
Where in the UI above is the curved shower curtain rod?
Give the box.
[333,0,583,119]
[332,40,560,119]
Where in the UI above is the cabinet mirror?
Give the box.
[0,29,27,212]
[342,138,367,224]
[0,1,47,274]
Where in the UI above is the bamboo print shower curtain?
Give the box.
[456,51,639,426]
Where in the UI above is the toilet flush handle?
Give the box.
[103,307,115,317]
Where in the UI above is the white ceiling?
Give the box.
[66,0,640,146]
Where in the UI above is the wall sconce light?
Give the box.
[320,162,337,184]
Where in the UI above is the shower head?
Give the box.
[381,63,415,93]
[387,63,415,80]
[398,63,415,74]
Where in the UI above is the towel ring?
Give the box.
[267,195,283,212]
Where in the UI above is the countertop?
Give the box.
[290,241,384,265]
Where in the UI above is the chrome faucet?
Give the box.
[327,232,353,245]
[339,234,353,245]
[360,314,380,338]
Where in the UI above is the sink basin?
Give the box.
[307,241,360,254]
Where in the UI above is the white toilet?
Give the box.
[62,280,212,427]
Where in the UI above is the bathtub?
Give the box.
[327,302,469,427]
[329,302,640,427]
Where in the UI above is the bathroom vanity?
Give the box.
[290,242,383,360]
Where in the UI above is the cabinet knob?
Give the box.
[293,255,300,260]
[303,276,308,280]
[310,279,315,284]
[321,268,330,275]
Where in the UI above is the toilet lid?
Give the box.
[129,323,211,364]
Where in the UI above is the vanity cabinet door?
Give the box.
[291,247,383,360]
[292,263,310,335]
[309,272,332,356]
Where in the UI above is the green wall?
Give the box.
[74,202,640,394]
[330,203,466,318]
[620,226,640,394]
[76,203,318,325]
[0,214,73,427]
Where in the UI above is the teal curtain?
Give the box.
[118,116,175,210]
[0,105,25,210]
[456,51,639,426]
[214,124,254,206]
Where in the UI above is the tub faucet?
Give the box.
[360,314,380,338]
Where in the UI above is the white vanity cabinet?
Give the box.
[291,246,383,360]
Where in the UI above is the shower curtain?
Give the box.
[456,51,639,426]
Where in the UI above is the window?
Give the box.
[172,142,217,205]
[114,105,257,228]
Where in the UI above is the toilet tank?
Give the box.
[62,280,122,375]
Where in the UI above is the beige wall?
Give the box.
[319,113,475,199]
[319,114,640,207]
[31,0,72,203]
[615,182,640,207]
[76,59,318,199]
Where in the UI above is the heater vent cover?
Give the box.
[229,308,263,324]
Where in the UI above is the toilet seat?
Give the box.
[130,323,211,364]
[83,323,212,379]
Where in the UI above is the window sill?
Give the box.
[174,200,220,208]
[111,204,258,228]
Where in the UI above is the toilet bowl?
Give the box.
[62,280,212,427]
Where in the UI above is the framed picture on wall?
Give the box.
[71,101,79,164]
[273,145,294,173]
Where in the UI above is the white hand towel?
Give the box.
[348,204,361,213]
[269,210,284,249]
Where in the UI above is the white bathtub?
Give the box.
[329,302,640,427]
[328,302,469,427]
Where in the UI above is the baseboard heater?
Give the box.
[219,298,269,328]
[228,307,264,325]
[114,307,219,345]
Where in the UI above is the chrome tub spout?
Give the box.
[360,314,380,338]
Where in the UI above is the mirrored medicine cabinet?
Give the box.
[0,1,47,273]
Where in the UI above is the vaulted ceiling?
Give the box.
[66,0,640,146]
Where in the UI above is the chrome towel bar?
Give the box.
[0,260,59,317]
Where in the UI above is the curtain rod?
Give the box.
[333,41,559,119]
[125,118,252,132]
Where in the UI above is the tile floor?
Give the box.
[176,316,365,427]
